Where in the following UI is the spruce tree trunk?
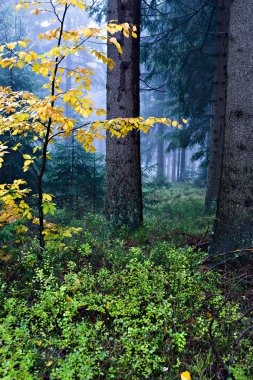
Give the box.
[177,148,181,181]
[172,149,177,182]
[157,124,165,179]
[166,155,171,180]
[180,148,186,181]
[210,0,253,255]
[205,0,231,212]
[105,0,142,228]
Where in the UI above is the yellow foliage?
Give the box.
[0,0,184,243]
[109,37,123,54]
[0,180,31,227]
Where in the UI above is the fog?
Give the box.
[0,0,202,182]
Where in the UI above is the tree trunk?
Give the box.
[205,0,231,212]
[177,148,181,181]
[105,0,142,229]
[157,124,165,179]
[180,148,186,181]
[65,53,72,117]
[210,0,253,255]
[172,149,177,182]
[166,154,171,180]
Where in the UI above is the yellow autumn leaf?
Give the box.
[181,371,191,380]
[23,154,32,160]
[12,143,21,151]
[16,3,22,11]
[123,29,130,38]
[107,59,115,71]
[182,118,188,124]
[6,42,17,50]
[43,194,53,202]
[32,62,40,72]
[96,109,106,116]
[109,37,123,54]
[77,2,84,10]
[32,8,40,16]
[46,361,53,367]
[18,41,27,48]
[172,120,178,127]
[0,59,11,69]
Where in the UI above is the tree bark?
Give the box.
[180,148,186,181]
[177,148,181,181]
[205,0,231,212]
[172,149,177,182]
[105,0,142,229]
[210,0,253,255]
[157,124,165,179]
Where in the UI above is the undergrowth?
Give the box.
[0,186,252,379]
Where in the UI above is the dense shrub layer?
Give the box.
[0,241,252,379]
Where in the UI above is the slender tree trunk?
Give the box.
[177,148,181,181]
[205,0,231,212]
[65,54,72,117]
[180,148,186,181]
[37,4,68,249]
[144,144,154,169]
[166,154,171,180]
[105,0,142,229]
[210,0,253,255]
[172,149,177,182]
[157,124,165,179]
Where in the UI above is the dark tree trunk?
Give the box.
[65,53,72,117]
[180,148,186,181]
[205,0,231,212]
[210,0,253,255]
[105,0,142,229]
[157,124,165,179]
[172,149,177,182]
[177,148,181,181]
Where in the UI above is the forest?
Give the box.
[0,0,252,379]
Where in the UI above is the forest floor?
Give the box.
[0,185,252,380]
